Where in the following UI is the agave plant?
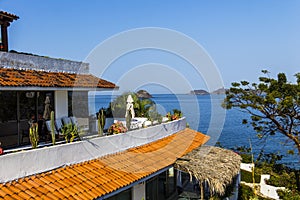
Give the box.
[61,124,80,143]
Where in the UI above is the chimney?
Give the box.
[0,11,19,52]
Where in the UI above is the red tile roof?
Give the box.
[0,67,117,89]
[0,128,209,199]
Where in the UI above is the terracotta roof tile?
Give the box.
[17,191,32,199]
[0,128,209,199]
[0,67,116,89]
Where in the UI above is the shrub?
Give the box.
[238,184,270,200]
[241,169,260,183]
[266,171,297,189]
[277,189,300,200]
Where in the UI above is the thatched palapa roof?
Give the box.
[174,146,242,196]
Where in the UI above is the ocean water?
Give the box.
[89,94,299,169]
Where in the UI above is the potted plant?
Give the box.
[166,109,182,121]
[107,121,127,135]
[0,142,3,155]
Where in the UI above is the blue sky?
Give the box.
[2,0,300,93]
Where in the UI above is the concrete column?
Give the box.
[54,91,68,118]
[132,182,145,200]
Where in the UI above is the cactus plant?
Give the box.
[98,108,106,136]
[50,111,56,145]
[29,123,39,148]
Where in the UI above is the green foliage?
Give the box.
[223,70,300,156]
[267,171,296,188]
[256,150,283,166]
[29,123,39,148]
[148,109,162,123]
[238,184,271,200]
[136,98,155,118]
[166,109,183,121]
[277,189,300,200]
[106,92,138,118]
[234,145,300,197]
[106,92,155,118]
[231,145,253,163]
[61,124,80,143]
[241,170,261,183]
[50,111,56,145]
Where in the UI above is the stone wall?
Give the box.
[0,51,89,74]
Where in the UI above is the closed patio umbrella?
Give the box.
[125,95,135,119]
[43,96,51,120]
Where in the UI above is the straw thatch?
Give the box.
[174,145,242,196]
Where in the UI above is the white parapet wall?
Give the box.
[0,118,186,183]
[0,51,89,73]
[240,163,254,172]
[260,174,285,200]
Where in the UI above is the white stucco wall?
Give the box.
[260,174,285,200]
[0,118,186,183]
[132,182,145,200]
[240,163,254,172]
[55,91,68,118]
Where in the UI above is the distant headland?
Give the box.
[190,87,226,95]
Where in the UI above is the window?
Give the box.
[68,91,89,117]
[0,91,17,121]
[0,91,54,148]
[146,176,159,200]
[105,188,131,200]
[146,168,177,200]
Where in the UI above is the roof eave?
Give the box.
[0,86,118,91]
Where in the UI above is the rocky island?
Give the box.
[190,89,209,95]
[136,89,152,98]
